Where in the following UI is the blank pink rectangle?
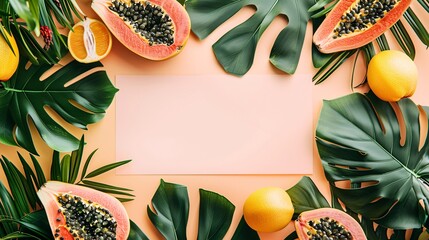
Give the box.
[116,74,313,174]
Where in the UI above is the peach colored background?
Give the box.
[0,1,428,239]
[116,74,313,174]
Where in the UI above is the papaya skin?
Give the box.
[313,0,412,53]
[91,0,191,60]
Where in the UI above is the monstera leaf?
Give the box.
[316,92,429,229]
[186,0,315,76]
[0,53,118,154]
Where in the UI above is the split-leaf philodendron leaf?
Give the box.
[316,92,429,229]
[0,51,118,155]
[186,0,316,76]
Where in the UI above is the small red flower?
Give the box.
[40,25,53,50]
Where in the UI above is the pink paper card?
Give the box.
[115,74,313,174]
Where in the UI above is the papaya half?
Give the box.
[92,0,191,60]
[313,0,412,53]
[38,181,130,240]
[295,208,367,240]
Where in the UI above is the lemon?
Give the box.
[68,18,112,63]
[243,187,294,232]
[0,27,19,81]
[367,50,418,102]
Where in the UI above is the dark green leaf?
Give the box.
[61,154,71,183]
[376,34,390,51]
[410,228,424,240]
[79,183,135,197]
[231,217,259,240]
[81,180,133,192]
[127,220,150,240]
[80,149,98,181]
[116,198,135,203]
[147,179,189,240]
[316,92,429,229]
[286,176,330,219]
[50,151,61,181]
[197,189,235,240]
[404,8,429,47]
[186,0,316,75]
[0,231,42,239]
[19,210,52,239]
[313,50,357,84]
[312,16,332,68]
[360,217,378,240]
[390,20,415,59]
[418,0,429,12]
[69,136,85,183]
[1,157,30,216]
[30,154,46,187]
[284,231,298,240]
[85,160,131,179]
[0,46,118,154]
[17,152,39,209]
[0,182,19,231]
[308,0,335,12]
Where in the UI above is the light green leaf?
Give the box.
[0,44,118,154]
[197,189,235,240]
[231,217,259,240]
[8,0,39,33]
[85,160,131,179]
[147,179,189,240]
[186,0,316,75]
[61,155,71,183]
[316,92,429,229]
[127,220,150,240]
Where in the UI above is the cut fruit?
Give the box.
[68,17,112,63]
[91,0,191,60]
[367,50,418,102]
[313,0,412,53]
[37,181,130,240]
[295,208,366,240]
[0,27,19,81]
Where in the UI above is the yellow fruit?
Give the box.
[68,18,112,63]
[367,50,418,102]
[0,27,19,81]
[243,187,294,232]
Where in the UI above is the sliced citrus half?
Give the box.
[68,17,112,63]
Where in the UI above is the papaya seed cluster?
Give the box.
[334,0,399,38]
[56,193,117,240]
[306,217,352,240]
[109,0,175,46]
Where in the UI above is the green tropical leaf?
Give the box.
[197,189,235,240]
[0,231,42,239]
[60,154,71,183]
[286,176,330,219]
[81,180,133,192]
[147,179,189,240]
[8,0,39,34]
[186,0,316,75]
[69,136,85,183]
[17,153,40,209]
[312,16,332,68]
[390,20,415,59]
[19,210,51,239]
[403,8,429,47]
[0,45,118,154]
[84,160,131,179]
[316,92,429,229]
[30,154,46,188]
[80,149,98,181]
[127,220,150,240]
[50,151,61,181]
[231,217,259,240]
[284,231,298,240]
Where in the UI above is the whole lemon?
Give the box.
[0,27,19,81]
[367,50,418,102]
[243,187,294,232]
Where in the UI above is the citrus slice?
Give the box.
[68,17,112,63]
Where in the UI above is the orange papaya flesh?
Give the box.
[313,0,412,53]
[38,181,130,240]
[92,0,191,60]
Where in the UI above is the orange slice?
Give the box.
[68,17,112,63]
